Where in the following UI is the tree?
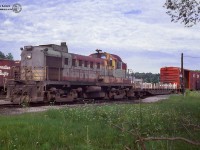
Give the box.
[0,51,6,59]
[6,53,13,60]
[164,0,200,27]
[133,72,160,83]
[0,51,14,60]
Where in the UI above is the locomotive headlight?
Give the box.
[26,53,32,59]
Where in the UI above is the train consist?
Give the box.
[160,67,200,90]
[5,42,177,104]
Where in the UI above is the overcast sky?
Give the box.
[0,0,200,73]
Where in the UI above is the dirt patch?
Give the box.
[142,95,170,103]
[0,105,64,116]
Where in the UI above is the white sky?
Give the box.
[0,0,200,73]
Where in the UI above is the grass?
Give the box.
[0,91,200,150]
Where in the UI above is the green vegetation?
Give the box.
[0,51,13,60]
[0,92,200,150]
[133,72,160,83]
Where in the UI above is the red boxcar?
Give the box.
[160,67,200,90]
[189,71,200,90]
[0,59,20,91]
[160,67,181,88]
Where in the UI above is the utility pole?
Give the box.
[181,53,185,95]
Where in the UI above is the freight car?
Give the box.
[160,67,200,90]
[0,59,20,98]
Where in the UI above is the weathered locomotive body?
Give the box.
[6,42,135,104]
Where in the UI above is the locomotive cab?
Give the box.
[89,51,128,79]
[20,45,46,81]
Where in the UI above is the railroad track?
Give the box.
[0,94,171,109]
[0,95,171,115]
[0,98,144,109]
[0,103,20,108]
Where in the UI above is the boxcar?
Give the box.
[0,59,20,94]
[160,67,200,90]
[189,71,200,90]
[160,67,181,88]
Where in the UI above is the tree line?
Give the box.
[133,72,160,83]
[0,51,13,60]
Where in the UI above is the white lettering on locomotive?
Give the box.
[0,65,11,70]
[0,70,9,77]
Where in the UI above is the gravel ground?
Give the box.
[0,95,171,116]
[141,94,170,103]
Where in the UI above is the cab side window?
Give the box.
[97,63,100,69]
[79,60,82,67]
[90,62,93,68]
[72,59,76,67]
[84,61,88,67]
[65,58,68,65]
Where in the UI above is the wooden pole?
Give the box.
[181,53,185,95]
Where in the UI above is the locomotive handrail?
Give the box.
[12,65,129,83]
[11,65,178,90]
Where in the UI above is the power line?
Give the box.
[184,55,200,59]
